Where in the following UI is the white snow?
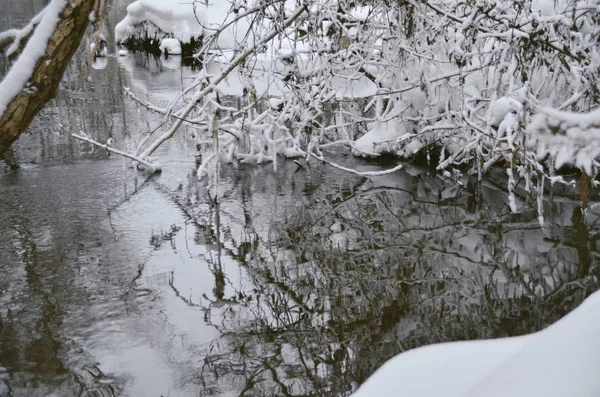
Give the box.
[91,57,107,70]
[0,0,65,118]
[115,0,249,49]
[354,93,426,156]
[118,49,129,56]
[528,106,600,174]
[489,96,522,127]
[350,6,372,21]
[352,289,600,397]
[532,0,570,16]
[0,7,46,58]
[159,38,181,55]
[497,111,518,140]
[353,119,413,157]
[115,0,203,44]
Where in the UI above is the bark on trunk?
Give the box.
[0,0,95,154]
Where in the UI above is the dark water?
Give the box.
[1,1,600,396]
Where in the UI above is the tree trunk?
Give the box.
[0,0,95,154]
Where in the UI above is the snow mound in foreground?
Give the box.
[352,289,600,397]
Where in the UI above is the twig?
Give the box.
[421,0,582,62]
[71,133,161,172]
[123,86,169,114]
[305,150,405,176]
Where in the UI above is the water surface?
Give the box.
[1,1,599,396]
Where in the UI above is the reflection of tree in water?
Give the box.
[0,202,122,396]
[174,163,600,396]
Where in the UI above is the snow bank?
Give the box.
[353,334,532,397]
[353,289,600,397]
[0,0,64,117]
[115,0,203,44]
[115,0,249,49]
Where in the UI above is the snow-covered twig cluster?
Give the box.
[119,0,600,216]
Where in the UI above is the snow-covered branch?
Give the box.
[71,133,161,172]
[0,6,46,58]
[116,0,600,215]
[136,2,310,161]
[528,106,600,175]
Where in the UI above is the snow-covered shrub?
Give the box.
[120,0,600,216]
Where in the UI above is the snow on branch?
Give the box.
[113,0,600,216]
[307,150,406,176]
[528,106,600,175]
[0,6,46,57]
[71,133,161,172]
[0,0,64,118]
[136,2,310,161]
[1,0,97,153]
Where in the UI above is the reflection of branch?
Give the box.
[168,271,202,307]
[121,250,159,306]
[237,365,267,396]
[294,343,324,396]
[263,357,293,397]
[542,278,589,301]
[419,246,494,268]
[154,181,315,314]
[308,184,465,230]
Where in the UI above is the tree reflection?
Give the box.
[170,161,600,396]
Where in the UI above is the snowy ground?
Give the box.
[352,288,600,397]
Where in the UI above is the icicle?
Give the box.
[507,168,517,213]
[537,173,545,226]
